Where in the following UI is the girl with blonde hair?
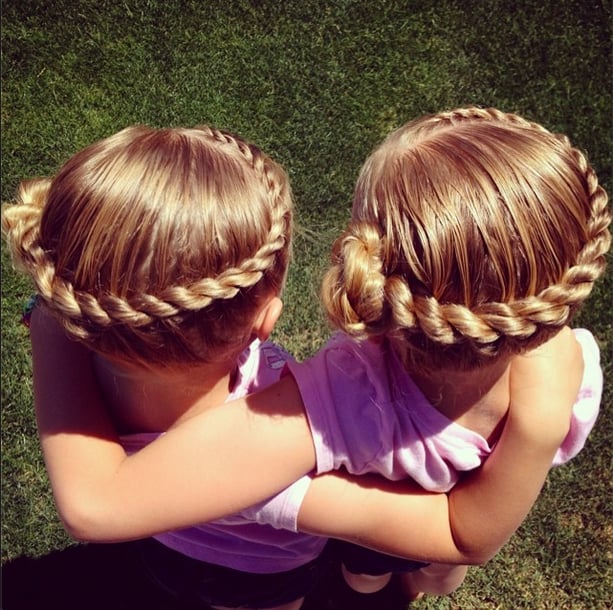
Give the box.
[3,124,321,610]
[4,108,608,608]
[302,106,610,603]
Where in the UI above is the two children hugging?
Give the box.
[2,107,609,610]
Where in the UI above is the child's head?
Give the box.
[323,107,611,373]
[2,125,293,369]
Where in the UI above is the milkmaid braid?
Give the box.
[322,107,611,372]
[2,125,293,368]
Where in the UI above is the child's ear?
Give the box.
[252,296,283,341]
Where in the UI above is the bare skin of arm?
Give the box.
[30,307,582,564]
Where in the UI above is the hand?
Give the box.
[508,326,583,445]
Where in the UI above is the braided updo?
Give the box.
[2,125,293,369]
[322,107,611,373]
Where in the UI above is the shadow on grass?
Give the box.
[1,540,410,609]
[1,541,177,610]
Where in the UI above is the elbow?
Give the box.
[459,547,495,566]
[57,507,104,543]
[53,495,118,543]
[451,536,498,565]
[61,521,103,544]
[61,522,97,544]
[448,508,505,565]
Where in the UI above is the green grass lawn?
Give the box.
[2,1,612,608]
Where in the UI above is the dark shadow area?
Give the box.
[1,540,409,609]
[1,541,177,610]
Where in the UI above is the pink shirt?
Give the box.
[119,329,602,566]
[119,340,325,573]
[286,328,602,494]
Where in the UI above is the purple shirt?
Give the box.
[286,328,602,493]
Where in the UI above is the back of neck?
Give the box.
[93,354,236,434]
[408,358,512,442]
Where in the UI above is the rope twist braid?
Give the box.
[4,128,291,336]
[327,108,611,356]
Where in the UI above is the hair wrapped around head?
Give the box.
[322,107,611,372]
[1,125,293,368]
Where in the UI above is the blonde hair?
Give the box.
[323,107,611,373]
[2,125,293,369]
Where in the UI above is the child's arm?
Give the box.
[30,306,317,540]
[447,326,583,556]
[32,306,582,565]
[297,327,583,564]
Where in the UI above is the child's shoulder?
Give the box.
[571,328,600,364]
[287,332,403,402]
[231,339,294,398]
[259,339,295,369]
[571,327,602,404]
[550,327,603,466]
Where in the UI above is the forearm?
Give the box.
[297,406,567,564]
[297,433,556,566]
[298,472,479,564]
[447,413,561,560]
[449,329,582,559]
